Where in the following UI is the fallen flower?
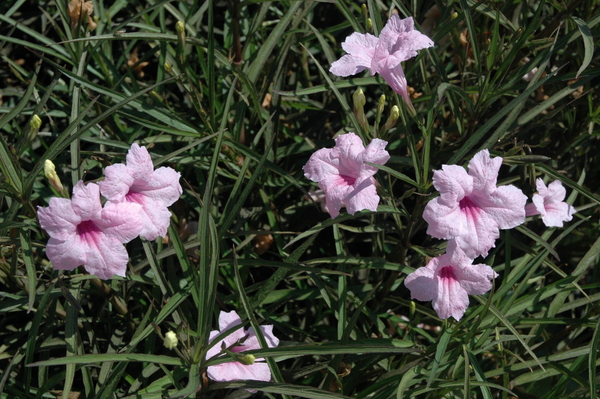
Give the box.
[303,133,390,218]
[206,310,279,385]
[99,143,182,241]
[37,181,143,279]
[330,14,433,106]
[423,150,527,258]
[404,240,498,320]
[525,178,576,227]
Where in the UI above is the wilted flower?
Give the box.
[330,14,433,106]
[99,143,182,241]
[303,133,390,219]
[525,179,576,227]
[37,181,143,279]
[423,150,527,258]
[68,0,97,31]
[206,310,279,385]
[404,240,498,320]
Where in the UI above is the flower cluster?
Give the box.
[37,143,182,280]
[405,150,576,320]
[330,14,433,106]
[206,311,279,387]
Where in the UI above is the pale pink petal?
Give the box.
[344,177,380,215]
[333,133,367,177]
[96,202,143,243]
[206,330,224,360]
[207,362,271,383]
[404,259,438,302]
[432,267,470,320]
[131,166,183,207]
[71,181,102,221]
[542,202,575,227]
[450,204,500,258]
[341,32,378,60]
[46,237,87,271]
[219,310,243,332]
[477,185,527,230]
[330,54,370,77]
[303,148,342,184]
[544,179,566,202]
[82,234,130,279]
[468,150,502,194]
[37,198,80,241]
[99,163,134,203]
[249,325,281,349]
[377,63,411,104]
[381,14,415,36]
[455,263,498,295]
[361,138,391,176]
[431,165,473,206]
[125,143,154,181]
[124,196,173,241]
[330,32,378,77]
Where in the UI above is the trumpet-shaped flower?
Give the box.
[330,14,434,105]
[423,150,527,258]
[206,310,279,385]
[303,133,390,219]
[404,240,498,320]
[525,179,576,227]
[37,181,143,279]
[99,143,182,241]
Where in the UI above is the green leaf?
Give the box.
[571,17,594,78]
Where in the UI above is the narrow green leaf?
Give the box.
[28,354,184,367]
[571,17,594,78]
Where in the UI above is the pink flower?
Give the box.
[330,14,434,105]
[37,181,143,280]
[404,240,498,320]
[303,133,390,219]
[99,143,182,241]
[206,310,279,385]
[525,179,576,227]
[423,150,527,258]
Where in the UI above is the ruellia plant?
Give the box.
[1,0,599,398]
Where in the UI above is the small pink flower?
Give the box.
[37,181,143,279]
[99,143,182,241]
[525,179,576,227]
[404,240,498,321]
[423,150,527,258]
[206,310,279,385]
[303,133,390,219]
[330,14,433,105]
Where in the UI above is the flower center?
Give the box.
[126,191,145,204]
[338,174,357,186]
[76,220,102,247]
[439,266,457,282]
[459,196,480,220]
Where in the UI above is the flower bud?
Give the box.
[352,88,368,133]
[44,160,64,193]
[30,115,42,131]
[383,105,400,130]
[236,353,255,365]
[366,18,373,32]
[163,330,178,349]
[164,62,174,76]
